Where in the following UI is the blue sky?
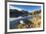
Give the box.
[10,5,41,12]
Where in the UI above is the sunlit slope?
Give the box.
[16,10,41,29]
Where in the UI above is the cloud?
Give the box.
[10,6,22,11]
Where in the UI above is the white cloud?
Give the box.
[10,6,22,11]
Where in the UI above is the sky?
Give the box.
[9,5,41,12]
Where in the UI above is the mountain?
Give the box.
[10,9,28,17]
[29,10,41,15]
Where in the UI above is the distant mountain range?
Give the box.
[29,10,41,15]
[10,9,41,18]
[10,9,28,17]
